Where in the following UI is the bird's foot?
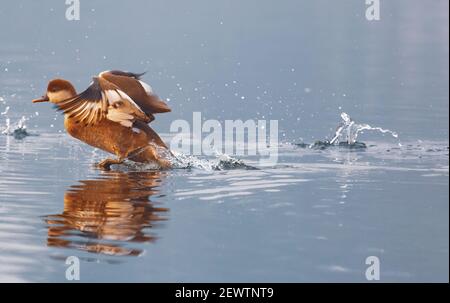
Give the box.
[157,158,172,170]
[97,158,124,170]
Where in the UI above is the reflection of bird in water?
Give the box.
[45,171,168,256]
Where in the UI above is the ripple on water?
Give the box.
[44,170,169,257]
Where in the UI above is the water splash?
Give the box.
[167,151,257,170]
[116,148,257,171]
[1,106,9,115]
[168,151,216,170]
[295,112,399,150]
[330,112,398,145]
[308,140,367,150]
[141,141,256,170]
[1,115,31,139]
[1,101,37,139]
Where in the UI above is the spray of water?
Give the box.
[1,101,36,139]
[167,151,256,170]
[330,112,398,145]
[1,114,30,139]
[118,143,256,171]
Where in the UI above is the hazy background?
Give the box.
[0,0,448,142]
[0,0,448,283]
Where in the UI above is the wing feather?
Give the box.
[99,70,171,120]
[56,76,149,127]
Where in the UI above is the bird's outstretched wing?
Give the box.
[99,70,171,121]
[56,76,149,127]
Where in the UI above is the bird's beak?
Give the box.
[32,95,49,103]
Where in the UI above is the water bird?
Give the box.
[32,70,172,169]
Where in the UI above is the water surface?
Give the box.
[0,0,448,282]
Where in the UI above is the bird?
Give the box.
[32,70,172,169]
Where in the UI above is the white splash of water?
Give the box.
[169,151,216,170]
[119,144,254,171]
[150,142,253,170]
[1,116,29,138]
[1,106,9,115]
[330,112,398,145]
[1,101,30,138]
[1,95,43,138]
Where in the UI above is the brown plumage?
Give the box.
[101,71,171,119]
[32,70,172,169]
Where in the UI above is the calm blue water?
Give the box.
[0,0,448,282]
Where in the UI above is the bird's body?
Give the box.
[33,70,172,169]
[64,117,167,163]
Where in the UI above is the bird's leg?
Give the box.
[157,158,172,170]
[127,145,172,169]
[97,157,124,170]
[146,145,172,169]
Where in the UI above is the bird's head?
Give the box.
[32,79,77,104]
